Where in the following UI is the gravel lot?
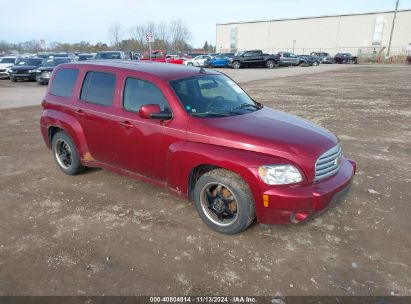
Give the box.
[0,65,410,296]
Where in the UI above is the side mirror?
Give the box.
[139,104,172,120]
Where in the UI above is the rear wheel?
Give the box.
[193,169,255,234]
[52,131,85,175]
[265,60,275,69]
[231,61,240,69]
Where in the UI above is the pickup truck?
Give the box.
[228,50,279,69]
[40,61,356,234]
[277,52,306,66]
[140,50,184,64]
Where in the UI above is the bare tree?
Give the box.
[169,20,191,51]
[129,25,146,45]
[108,22,123,47]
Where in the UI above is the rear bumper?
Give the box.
[257,158,356,225]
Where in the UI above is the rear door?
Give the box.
[73,70,118,165]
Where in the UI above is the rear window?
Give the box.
[50,68,79,98]
[80,71,116,106]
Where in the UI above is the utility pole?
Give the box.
[387,0,400,58]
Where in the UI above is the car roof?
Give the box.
[59,60,221,81]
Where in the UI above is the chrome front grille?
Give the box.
[315,144,342,181]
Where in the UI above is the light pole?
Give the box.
[387,0,400,58]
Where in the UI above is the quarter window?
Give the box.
[123,78,170,113]
[80,71,116,106]
[50,68,79,98]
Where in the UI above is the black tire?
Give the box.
[187,62,194,66]
[193,169,255,234]
[265,59,275,69]
[51,131,85,175]
[11,77,17,82]
[313,61,319,66]
[231,61,240,69]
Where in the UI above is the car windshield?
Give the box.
[42,58,70,67]
[170,74,261,118]
[16,58,43,66]
[95,52,121,59]
[0,58,16,64]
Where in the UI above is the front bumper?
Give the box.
[256,158,356,225]
[10,72,37,80]
[0,69,10,79]
[36,72,51,83]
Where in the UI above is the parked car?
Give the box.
[334,53,357,64]
[204,55,230,68]
[9,58,43,82]
[277,52,305,66]
[310,52,334,64]
[0,56,18,79]
[40,61,356,234]
[77,53,95,61]
[229,50,279,69]
[36,57,73,85]
[298,55,321,66]
[140,50,184,64]
[94,51,129,60]
[184,55,212,67]
[221,52,235,59]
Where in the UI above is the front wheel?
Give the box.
[187,62,194,66]
[231,61,240,69]
[193,169,255,234]
[11,77,17,82]
[52,131,85,175]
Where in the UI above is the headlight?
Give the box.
[258,165,302,185]
[28,69,37,73]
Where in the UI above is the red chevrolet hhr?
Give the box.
[40,61,356,234]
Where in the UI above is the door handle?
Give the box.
[75,109,85,117]
[119,120,134,128]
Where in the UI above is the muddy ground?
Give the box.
[0,65,410,296]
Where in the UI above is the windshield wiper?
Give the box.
[190,112,232,117]
[232,103,262,111]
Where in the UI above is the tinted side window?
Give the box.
[123,78,170,112]
[50,68,79,98]
[80,71,116,106]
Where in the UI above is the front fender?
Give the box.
[40,109,91,161]
[166,141,289,223]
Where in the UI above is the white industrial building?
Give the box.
[216,9,411,56]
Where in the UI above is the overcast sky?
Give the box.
[1,0,410,48]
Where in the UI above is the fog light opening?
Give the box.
[290,211,310,223]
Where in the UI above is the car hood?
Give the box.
[38,66,55,72]
[0,63,13,68]
[11,65,39,70]
[187,107,338,168]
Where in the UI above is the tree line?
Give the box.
[0,20,215,54]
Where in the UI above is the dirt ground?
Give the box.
[0,65,410,296]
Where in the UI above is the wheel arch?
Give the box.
[166,141,275,222]
[40,109,91,162]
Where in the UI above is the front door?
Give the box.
[114,77,185,181]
